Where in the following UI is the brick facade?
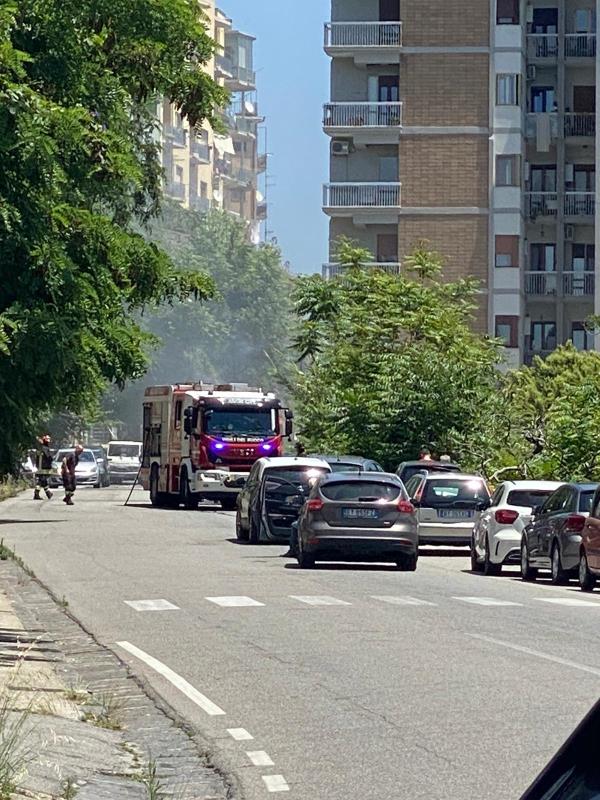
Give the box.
[401,0,490,47]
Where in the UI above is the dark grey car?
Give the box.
[309,455,384,473]
[296,473,418,570]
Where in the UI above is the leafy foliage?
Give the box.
[0,0,226,472]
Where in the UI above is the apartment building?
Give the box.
[160,1,267,241]
[323,0,599,366]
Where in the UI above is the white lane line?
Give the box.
[372,595,437,606]
[289,595,351,606]
[468,634,600,677]
[262,775,290,793]
[124,599,180,612]
[116,642,225,716]
[453,596,522,607]
[247,751,275,767]
[206,596,265,607]
[535,597,600,608]
[227,728,254,741]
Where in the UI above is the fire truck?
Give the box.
[141,383,293,509]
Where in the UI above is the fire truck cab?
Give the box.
[142,383,293,510]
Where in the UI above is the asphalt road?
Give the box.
[2,485,600,799]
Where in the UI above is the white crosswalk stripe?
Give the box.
[289,595,351,606]
[536,597,600,608]
[205,596,265,607]
[371,595,437,606]
[124,599,179,612]
[453,596,523,607]
[262,775,290,793]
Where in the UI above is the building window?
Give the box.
[530,243,556,271]
[497,0,519,24]
[175,165,184,184]
[572,244,595,270]
[530,86,556,113]
[571,322,593,351]
[495,316,518,348]
[495,235,519,267]
[496,155,520,187]
[531,321,557,352]
[497,74,520,105]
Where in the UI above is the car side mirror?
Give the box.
[478,499,491,511]
[183,408,193,436]
[532,505,542,517]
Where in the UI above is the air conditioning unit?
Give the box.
[331,139,351,156]
[527,65,537,80]
[565,224,575,241]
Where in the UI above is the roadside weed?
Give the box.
[83,691,123,730]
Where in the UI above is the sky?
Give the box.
[222,0,330,274]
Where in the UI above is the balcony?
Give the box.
[524,271,558,295]
[323,102,403,140]
[527,33,559,60]
[565,33,596,58]
[563,271,595,296]
[190,195,210,213]
[564,113,595,138]
[323,262,401,279]
[165,125,186,148]
[526,192,558,218]
[257,154,267,174]
[324,22,402,64]
[165,181,186,200]
[323,183,402,217]
[524,349,555,365]
[191,140,210,163]
[525,113,559,140]
[564,192,595,217]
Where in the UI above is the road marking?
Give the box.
[247,751,275,767]
[262,775,290,793]
[468,634,600,677]
[372,595,437,606]
[289,595,351,606]
[116,642,225,716]
[206,596,265,607]
[227,728,253,741]
[124,600,179,612]
[453,596,522,607]
[535,597,600,608]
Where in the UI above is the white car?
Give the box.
[471,480,563,575]
[50,448,101,488]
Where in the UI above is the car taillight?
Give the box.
[306,498,324,512]
[565,514,586,532]
[397,500,415,514]
[495,509,519,525]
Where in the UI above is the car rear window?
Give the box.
[579,491,595,513]
[265,467,328,488]
[321,481,402,502]
[422,479,489,507]
[328,463,363,473]
[507,490,555,509]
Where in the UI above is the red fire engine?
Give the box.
[141,383,293,509]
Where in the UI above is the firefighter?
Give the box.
[34,435,54,500]
[62,445,83,506]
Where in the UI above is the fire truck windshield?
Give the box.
[204,408,276,437]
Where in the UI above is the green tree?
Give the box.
[0,0,227,472]
[289,241,502,470]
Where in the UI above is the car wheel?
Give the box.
[249,510,260,544]
[179,469,196,509]
[470,537,483,573]
[579,550,597,592]
[298,551,315,569]
[483,536,501,576]
[397,552,418,572]
[220,497,238,511]
[236,510,249,541]
[551,542,568,585]
[520,539,537,581]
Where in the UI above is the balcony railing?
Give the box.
[191,140,210,162]
[525,348,555,365]
[165,181,186,200]
[526,192,558,218]
[324,22,402,49]
[564,113,595,137]
[527,33,559,58]
[323,262,401,279]
[323,182,402,209]
[230,65,256,86]
[565,33,596,57]
[524,272,558,295]
[190,195,210,212]
[564,192,595,216]
[563,271,595,296]
[323,102,403,129]
[526,113,559,139]
[165,125,186,147]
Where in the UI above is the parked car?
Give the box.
[578,486,600,592]
[520,482,598,583]
[396,460,461,485]
[295,472,418,570]
[50,448,101,488]
[471,480,563,575]
[308,455,384,473]
[235,457,331,544]
[404,472,491,546]
[90,446,110,487]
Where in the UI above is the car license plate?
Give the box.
[342,508,379,520]
[437,509,474,520]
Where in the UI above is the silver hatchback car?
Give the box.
[296,473,418,570]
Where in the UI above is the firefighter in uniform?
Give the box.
[62,444,83,506]
[34,435,54,500]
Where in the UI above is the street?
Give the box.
[2,486,600,800]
